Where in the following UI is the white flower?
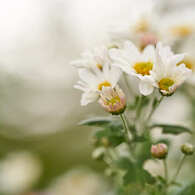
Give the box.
[71,46,111,71]
[74,63,121,106]
[98,86,126,115]
[0,152,41,194]
[176,36,195,85]
[159,8,195,43]
[109,41,156,95]
[109,15,159,50]
[150,42,192,96]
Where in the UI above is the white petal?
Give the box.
[80,91,99,106]
[139,79,154,96]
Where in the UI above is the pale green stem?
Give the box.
[147,96,164,122]
[120,113,131,143]
[171,155,186,184]
[136,95,143,120]
[163,159,168,182]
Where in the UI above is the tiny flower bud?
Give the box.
[92,147,105,160]
[181,143,194,155]
[151,143,168,159]
[101,137,110,148]
[98,86,126,115]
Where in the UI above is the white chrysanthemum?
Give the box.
[109,15,159,49]
[74,63,121,106]
[176,36,195,85]
[109,41,156,95]
[149,42,192,96]
[159,9,195,43]
[0,152,41,195]
[71,46,111,71]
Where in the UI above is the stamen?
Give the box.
[98,81,111,91]
[158,78,174,91]
[134,61,153,76]
[96,64,103,70]
[177,60,194,71]
[171,26,192,37]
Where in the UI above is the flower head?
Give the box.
[109,15,159,50]
[71,46,111,71]
[151,143,168,159]
[110,41,156,95]
[74,63,121,106]
[150,42,192,96]
[181,143,194,155]
[98,86,126,115]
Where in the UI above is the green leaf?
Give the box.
[79,117,113,126]
[151,124,192,135]
[115,157,133,170]
[177,182,195,195]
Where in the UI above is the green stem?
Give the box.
[136,95,143,120]
[171,155,186,184]
[163,159,168,182]
[147,96,164,122]
[120,113,131,143]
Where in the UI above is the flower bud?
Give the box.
[98,86,126,115]
[151,143,168,159]
[181,143,194,155]
[92,147,105,160]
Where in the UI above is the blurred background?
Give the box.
[0,0,195,194]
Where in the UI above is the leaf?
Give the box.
[177,182,195,195]
[133,135,147,142]
[79,117,113,126]
[115,157,133,170]
[151,124,192,135]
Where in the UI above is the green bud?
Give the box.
[181,143,194,155]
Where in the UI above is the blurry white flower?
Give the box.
[71,46,111,71]
[46,169,111,195]
[98,85,126,115]
[176,36,195,85]
[0,152,41,195]
[109,15,159,49]
[74,63,121,106]
[110,41,156,95]
[150,43,191,96]
[159,9,195,43]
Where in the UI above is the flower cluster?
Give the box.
[73,41,191,113]
[72,8,195,195]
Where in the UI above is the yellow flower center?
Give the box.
[108,96,120,105]
[98,81,111,91]
[135,19,149,33]
[96,64,103,70]
[134,62,153,76]
[171,26,192,37]
[177,59,194,71]
[158,78,174,91]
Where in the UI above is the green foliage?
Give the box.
[177,183,195,195]
[151,124,192,135]
[79,117,113,126]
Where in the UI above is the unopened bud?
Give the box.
[98,86,126,115]
[181,143,194,155]
[101,137,110,148]
[151,143,168,159]
[92,147,105,160]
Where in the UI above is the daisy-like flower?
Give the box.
[109,15,159,50]
[176,37,195,85]
[98,86,126,115]
[74,64,121,106]
[150,42,192,96]
[109,41,156,95]
[159,9,195,43]
[71,46,111,71]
